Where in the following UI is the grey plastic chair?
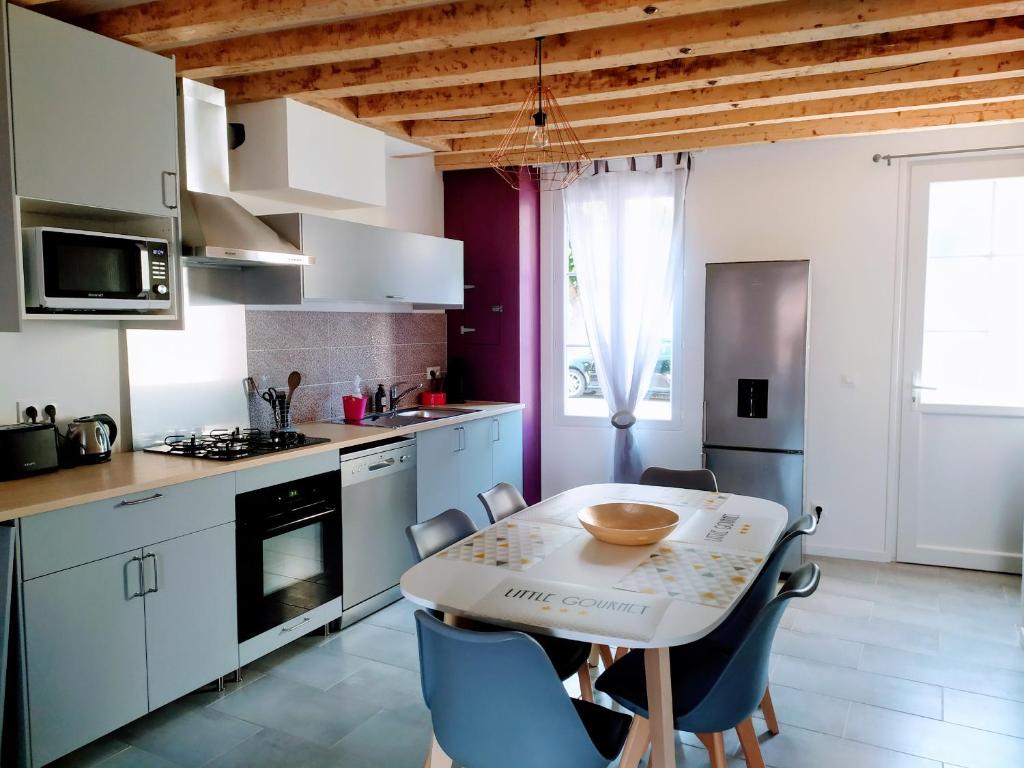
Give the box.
[596,563,821,768]
[404,508,594,691]
[639,467,718,492]
[478,481,528,524]
[416,610,634,768]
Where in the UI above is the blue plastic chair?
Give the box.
[477,481,528,524]
[640,466,719,492]
[415,610,633,768]
[595,563,821,768]
[405,509,594,693]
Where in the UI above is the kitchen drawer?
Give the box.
[234,450,339,494]
[19,474,234,580]
[239,597,342,666]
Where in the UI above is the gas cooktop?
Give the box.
[144,428,331,461]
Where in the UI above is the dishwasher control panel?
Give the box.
[341,438,417,485]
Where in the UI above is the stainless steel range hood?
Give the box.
[178,79,309,267]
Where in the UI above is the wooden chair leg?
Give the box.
[696,732,728,768]
[598,644,615,668]
[424,734,453,768]
[577,662,594,702]
[760,686,781,735]
[618,716,651,768]
[736,717,766,768]
[615,645,630,661]
[588,644,601,667]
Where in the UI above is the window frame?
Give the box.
[548,190,685,430]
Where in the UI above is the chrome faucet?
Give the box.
[389,383,424,412]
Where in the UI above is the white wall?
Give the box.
[0,321,125,439]
[541,120,1024,562]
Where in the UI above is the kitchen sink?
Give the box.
[330,407,479,429]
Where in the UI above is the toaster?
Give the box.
[0,423,59,481]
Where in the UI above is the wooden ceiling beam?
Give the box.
[354,16,1024,120]
[196,1,1024,85]
[446,76,1024,153]
[150,0,778,69]
[409,49,1024,138]
[434,100,1024,170]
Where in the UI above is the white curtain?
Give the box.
[563,155,688,483]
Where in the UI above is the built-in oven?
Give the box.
[22,226,172,313]
[235,470,342,643]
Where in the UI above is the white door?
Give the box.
[896,155,1024,573]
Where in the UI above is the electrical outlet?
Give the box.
[426,366,441,378]
[42,403,59,424]
[811,503,824,522]
[16,401,41,424]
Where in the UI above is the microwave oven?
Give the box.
[22,227,172,313]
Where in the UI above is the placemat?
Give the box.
[472,576,670,641]
[670,509,779,551]
[614,542,765,608]
[435,520,580,571]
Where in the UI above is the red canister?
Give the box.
[342,395,368,421]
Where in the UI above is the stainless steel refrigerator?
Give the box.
[703,260,809,573]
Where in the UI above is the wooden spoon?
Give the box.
[286,370,301,405]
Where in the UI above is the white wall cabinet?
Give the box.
[8,6,179,217]
[18,477,237,767]
[416,413,523,527]
[261,214,463,308]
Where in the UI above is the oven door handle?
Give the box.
[263,507,338,537]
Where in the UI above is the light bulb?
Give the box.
[529,124,550,150]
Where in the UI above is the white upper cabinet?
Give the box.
[228,99,386,210]
[8,6,179,217]
[263,213,464,308]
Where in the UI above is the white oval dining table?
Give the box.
[401,483,789,768]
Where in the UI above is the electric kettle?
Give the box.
[64,414,117,465]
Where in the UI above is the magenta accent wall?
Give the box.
[444,168,542,503]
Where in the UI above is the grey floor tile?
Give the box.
[94,746,183,768]
[50,737,131,768]
[859,644,1024,703]
[844,701,1024,768]
[210,674,382,748]
[115,702,260,768]
[203,728,335,768]
[754,721,941,768]
[814,556,880,584]
[771,627,864,668]
[185,668,267,708]
[250,637,371,690]
[361,598,418,635]
[939,630,1024,672]
[328,702,432,767]
[764,684,851,737]
[790,610,941,655]
[772,655,943,718]
[943,689,1024,739]
[796,591,875,618]
[326,657,423,711]
[320,622,421,672]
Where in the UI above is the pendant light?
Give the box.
[489,37,592,191]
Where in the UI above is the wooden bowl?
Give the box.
[577,502,680,546]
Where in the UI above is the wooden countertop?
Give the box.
[0,402,524,523]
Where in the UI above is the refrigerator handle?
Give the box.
[701,398,708,445]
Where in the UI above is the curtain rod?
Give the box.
[872,144,1024,166]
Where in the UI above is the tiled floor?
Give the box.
[53,557,1024,768]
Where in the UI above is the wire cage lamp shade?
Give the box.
[489,39,592,191]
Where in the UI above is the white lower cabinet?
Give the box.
[416,412,524,528]
[21,523,237,767]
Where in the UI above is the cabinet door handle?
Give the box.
[161,170,178,210]
[125,556,145,600]
[460,427,466,452]
[492,418,500,443]
[385,295,406,300]
[460,326,476,335]
[117,492,163,507]
[280,616,311,633]
[142,552,159,595]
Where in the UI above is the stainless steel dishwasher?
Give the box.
[340,436,417,625]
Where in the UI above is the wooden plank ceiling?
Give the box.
[32,0,1024,168]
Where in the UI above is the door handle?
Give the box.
[911,383,938,390]
[460,326,476,335]
[142,552,159,595]
[161,170,178,210]
[125,556,145,600]
[280,616,311,633]
[368,458,396,471]
[492,417,500,443]
[117,492,163,507]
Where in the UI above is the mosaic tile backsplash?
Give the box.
[245,310,447,428]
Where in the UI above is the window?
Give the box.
[921,175,1024,407]
[561,214,675,422]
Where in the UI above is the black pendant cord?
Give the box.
[535,37,544,125]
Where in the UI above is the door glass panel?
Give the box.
[921,176,1024,407]
[262,523,325,597]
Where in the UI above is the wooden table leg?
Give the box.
[644,647,675,768]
